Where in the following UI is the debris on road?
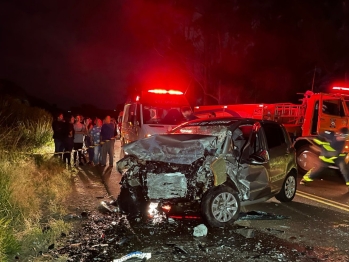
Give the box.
[235,227,255,238]
[112,251,151,262]
[193,224,208,237]
[238,210,290,220]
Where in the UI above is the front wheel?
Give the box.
[201,185,241,227]
[275,170,297,202]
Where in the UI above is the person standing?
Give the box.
[84,117,94,165]
[52,112,65,158]
[91,118,102,166]
[301,127,349,191]
[62,115,75,169]
[73,115,87,166]
[100,115,115,167]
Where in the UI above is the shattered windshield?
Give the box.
[143,106,186,125]
[170,120,238,147]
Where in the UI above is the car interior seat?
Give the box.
[231,128,246,157]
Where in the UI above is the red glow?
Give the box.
[161,205,171,212]
[148,89,183,95]
[333,86,349,91]
[168,215,201,219]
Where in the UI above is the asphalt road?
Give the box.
[100,140,349,260]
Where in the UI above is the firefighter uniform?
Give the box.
[301,127,349,190]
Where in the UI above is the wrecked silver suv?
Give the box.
[116,117,297,227]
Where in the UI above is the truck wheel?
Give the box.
[296,145,320,175]
[201,185,240,227]
[275,170,297,202]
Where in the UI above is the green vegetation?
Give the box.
[0,96,72,262]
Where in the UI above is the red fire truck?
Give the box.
[194,87,349,174]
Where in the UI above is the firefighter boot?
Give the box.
[300,170,314,185]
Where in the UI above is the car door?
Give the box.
[239,122,272,200]
[261,122,289,193]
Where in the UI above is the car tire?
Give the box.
[201,185,240,227]
[275,170,297,202]
[296,145,320,175]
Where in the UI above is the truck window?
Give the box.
[143,106,184,125]
[123,104,130,123]
[128,104,137,123]
[322,99,343,116]
[262,123,286,149]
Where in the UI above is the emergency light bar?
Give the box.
[333,86,349,91]
[148,89,183,95]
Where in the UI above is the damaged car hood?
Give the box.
[122,134,218,165]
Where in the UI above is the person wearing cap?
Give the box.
[301,127,349,190]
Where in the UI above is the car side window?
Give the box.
[262,123,286,149]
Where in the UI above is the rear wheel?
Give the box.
[296,145,320,175]
[275,170,297,202]
[201,185,240,227]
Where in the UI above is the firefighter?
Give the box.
[300,127,349,191]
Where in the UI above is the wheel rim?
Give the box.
[211,192,238,223]
[284,175,296,199]
[297,150,319,171]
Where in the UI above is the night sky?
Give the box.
[0,0,168,110]
[1,0,348,110]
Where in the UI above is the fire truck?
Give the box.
[194,87,349,174]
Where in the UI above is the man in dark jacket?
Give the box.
[52,112,65,158]
[301,127,349,191]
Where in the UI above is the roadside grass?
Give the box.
[0,97,73,261]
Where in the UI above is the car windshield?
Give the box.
[143,106,186,125]
[170,121,236,146]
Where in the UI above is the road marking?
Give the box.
[297,191,349,212]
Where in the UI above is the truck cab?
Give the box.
[294,89,349,173]
[120,89,191,148]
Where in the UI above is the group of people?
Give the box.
[52,113,117,168]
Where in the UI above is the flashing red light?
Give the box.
[333,86,349,91]
[148,89,183,95]
[136,95,140,101]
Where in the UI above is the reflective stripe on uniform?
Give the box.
[319,155,337,163]
[314,138,329,146]
[322,144,336,152]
